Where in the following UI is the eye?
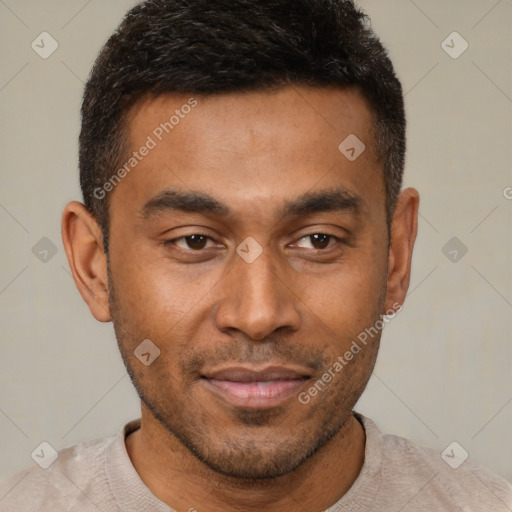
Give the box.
[295,233,340,250]
[168,234,217,251]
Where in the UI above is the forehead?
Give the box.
[127,85,376,153]
[110,85,384,223]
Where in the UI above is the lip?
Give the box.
[200,365,312,409]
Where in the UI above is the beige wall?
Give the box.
[0,0,510,482]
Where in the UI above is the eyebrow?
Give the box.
[279,188,363,218]
[141,190,230,219]
[141,187,364,221]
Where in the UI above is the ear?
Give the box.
[385,187,420,312]
[61,201,111,322]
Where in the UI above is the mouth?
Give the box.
[200,365,312,408]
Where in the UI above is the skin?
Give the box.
[62,85,419,512]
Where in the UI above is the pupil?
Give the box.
[312,234,329,249]
[187,235,207,249]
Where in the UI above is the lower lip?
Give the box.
[201,378,308,408]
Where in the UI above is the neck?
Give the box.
[126,405,365,512]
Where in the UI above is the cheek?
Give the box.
[298,258,385,330]
[109,246,219,338]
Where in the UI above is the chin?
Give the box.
[195,446,309,480]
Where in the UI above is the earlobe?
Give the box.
[61,201,112,322]
[385,187,420,312]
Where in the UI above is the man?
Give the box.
[1,0,510,510]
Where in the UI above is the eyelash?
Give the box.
[163,232,218,250]
[163,232,346,252]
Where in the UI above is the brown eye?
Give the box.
[310,234,331,249]
[296,233,338,250]
[170,234,213,250]
[188,235,208,249]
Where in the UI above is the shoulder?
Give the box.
[362,415,512,511]
[0,435,115,512]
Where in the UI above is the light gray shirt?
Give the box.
[1,413,511,511]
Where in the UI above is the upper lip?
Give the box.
[201,365,312,383]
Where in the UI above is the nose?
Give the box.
[213,245,301,340]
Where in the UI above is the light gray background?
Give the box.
[0,0,511,483]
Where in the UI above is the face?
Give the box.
[104,86,393,478]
